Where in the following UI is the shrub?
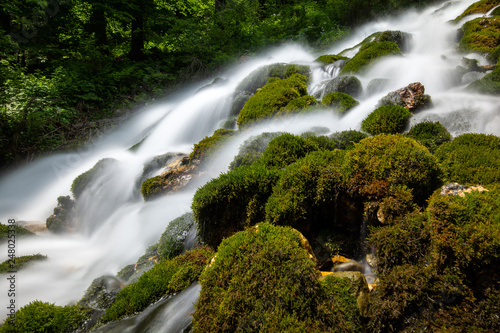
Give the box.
[237,74,308,128]
[0,301,90,333]
[321,92,359,114]
[229,132,282,170]
[193,223,360,332]
[188,128,235,163]
[265,150,345,233]
[434,133,500,185]
[102,246,213,323]
[0,254,47,273]
[192,163,280,248]
[343,134,441,204]
[329,130,368,150]
[257,133,319,169]
[361,105,412,135]
[71,158,118,200]
[406,121,451,152]
[341,41,402,74]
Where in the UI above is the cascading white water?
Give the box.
[0,0,498,328]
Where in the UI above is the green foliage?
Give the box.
[0,223,34,242]
[265,150,345,233]
[361,105,412,135]
[102,246,214,323]
[329,130,368,150]
[315,54,349,65]
[458,17,500,55]
[435,133,500,185]
[193,222,359,332]
[229,132,282,170]
[341,41,402,74]
[321,92,359,114]
[0,301,90,333]
[0,254,47,273]
[71,158,117,200]
[406,121,451,152]
[343,134,441,203]
[189,129,235,163]
[258,133,320,169]
[237,74,308,128]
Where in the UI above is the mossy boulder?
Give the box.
[467,64,500,94]
[0,254,47,273]
[46,196,75,233]
[236,63,311,94]
[78,275,122,312]
[71,158,118,200]
[454,0,500,22]
[341,41,402,75]
[0,223,34,243]
[192,223,362,332]
[189,128,235,163]
[329,130,369,150]
[361,105,412,135]
[229,132,282,170]
[321,92,359,114]
[279,95,319,114]
[373,30,412,53]
[315,54,349,65]
[229,91,252,117]
[343,134,441,204]
[102,246,214,323]
[323,75,362,98]
[237,73,309,128]
[258,133,320,169]
[435,133,500,185]
[458,17,500,56]
[406,121,451,152]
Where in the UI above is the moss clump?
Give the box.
[229,132,282,170]
[0,254,47,273]
[258,133,320,169]
[406,121,451,152]
[467,64,500,94]
[343,134,441,204]
[0,301,90,333]
[0,223,34,243]
[189,128,235,163]
[435,133,500,185]
[71,158,117,200]
[458,17,500,55]
[140,175,164,201]
[315,54,349,65]
[280,95,319,114]
[192,163,280,248]
[237,73,309,128]
[236,63,310,94]
[192,223,361,332]
[322,92,359,114]
[361,105,412,135]
[341,41,402,75]
[265,150,345,233]
[329,130,369,150]
[102,246,214,323]
[454,0,500,21]
[46,196,75,233]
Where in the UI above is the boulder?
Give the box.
[79,275,123,311]
[323,76,362,98]
[377,82,431,111]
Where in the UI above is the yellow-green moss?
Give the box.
[322,92,359,114]
[454,0,500,22]
[340,41,402,74]
[361,105,412,135]
[315,54,349,65]
[189,128,235,163]
[458,17,500,55]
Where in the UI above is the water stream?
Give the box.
[0,0,498,329]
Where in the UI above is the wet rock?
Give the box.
[333,260,365,273]
[377,82,432,112]
[374,30,413,53]
[366,254,378,268]
[440,182,489,197]
[323,76,362,98]
[79,275,123,311]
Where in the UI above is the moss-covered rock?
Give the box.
[102,246,214,323]
[71,158,118,200]
[373,30,412,53]
[258,133,320,169]
[192,223,362,332]
[467,64,500,94]
[0,254,47,273]
[0,223,34,243]
[329,130,369,150]
[78,275,122,312]
[377,82,432,112]
[46,196,75,233]
[321,92,359,114]
[435,133,500,185]
[323,75,363,98]
[189,128,235,163]
[454,0,500,22]
[0,301,91,333]
[315,54,349,65]
[237,73,309,128]
[280,95,319,114]
[406,121,451,152]
[229,132,282,170]
[341,41,402,75]
[361,105,412,135]
[458,17,500,56]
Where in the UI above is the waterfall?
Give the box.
[0,0,498,329]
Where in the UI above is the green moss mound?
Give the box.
[192,223,361,332]
[361,105,411,135]
[0,254,47,273]
[329,130,369,150]
[0,223,34,243]
[373,30,412,52]
[0,301,90,333]
[315,54,349,65]
[71,158,117,200]
[189,128,235,163]
[458,17,500,55]
[343,134,441,204]
[454,0,500,21]
[236,63,311,94]
[229,132,282,170]
[435,133,500,185]
[406,121,451,152]
[258,133,320,169]
[192,163,280,248]
[102,246,214,323]
[237,73,308,128]
[467,64,500,94]
[140,175,164,201]
[280,95,319,114]
[341,41,402,75]
[322,92,359,114]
